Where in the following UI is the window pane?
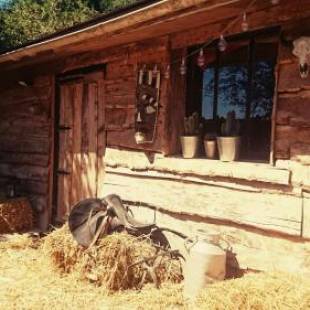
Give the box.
[202,68,214,119]
[217,65,248,119]
[251,60,275,118]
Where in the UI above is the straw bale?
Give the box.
[0,198,33,233]
[42,225,183,290]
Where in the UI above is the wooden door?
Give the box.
[56,72,105,222]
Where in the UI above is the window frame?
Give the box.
[185,28,280,163]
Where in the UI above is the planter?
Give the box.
[216,136,241,162]
[204,140,217,159]
[180,136,199,158]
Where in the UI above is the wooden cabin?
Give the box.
[0,0,310,273]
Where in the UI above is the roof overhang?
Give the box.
[0,0,241,68]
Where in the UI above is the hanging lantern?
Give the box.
[164,65,170,79]
[271,0,280,4]
[180,57,187,75]
[152,64,159,77]
[197,49,206,68]
[241,13,249,32]
[218,35,228,52]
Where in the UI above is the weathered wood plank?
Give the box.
[0,163,49,181]
[97,78,106,198]
[102,172,301,236]
[105,148,291,185]
[0,152,49,167]
[278,63,310,93]
[126,205,309,273]
[0,137,49,154]
[104,94,136,107]
[277,91,310,127]
[105,107,135,129]
[291,143,310,165]
[71,82,83,207]
[57,84,74,220]
[303,193,310,238]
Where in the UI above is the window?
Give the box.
[186,31,278,162]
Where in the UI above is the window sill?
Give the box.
[105,148,291,186]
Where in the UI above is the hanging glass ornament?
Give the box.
[197,49,206,68]
[218,35,228,52]
[180,58,187,75]
[136,112,142,123]
[152,64,159,77]
[241,13,249,32]
[164,65,170,79]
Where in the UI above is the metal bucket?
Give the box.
[183,235,226,301]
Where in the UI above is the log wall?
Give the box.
[0,75,54,229]
[103,37,170,153]
[275,43,310,188]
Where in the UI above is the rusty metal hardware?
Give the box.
[57,169,70,175]
[58,126,72,131]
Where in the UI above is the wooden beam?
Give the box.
[0,0,239,66]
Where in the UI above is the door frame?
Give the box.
[52,65,106,224]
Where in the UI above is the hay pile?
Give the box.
[0,197,33,233]
[42,225,183,291]
[0,232,310,309]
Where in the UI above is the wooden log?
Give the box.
[104,148,291,185]
[0,163,49,181]
[127,205,309,273]
[105,78,136,96]
[0,152,49,167]
[171,0,310,49]
[102,172,301,236]
[303,192,310,238]
[0,136,49,154]
[106,128,162,152]
[278,63,310,93]
[163,48,186,155]
[104,94,136,107]
[106,107,135,129]
[106,63,136,80]
[291,143,310,165]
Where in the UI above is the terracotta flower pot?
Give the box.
[216,136,241,162]
[204,140,217,159]
[180,136,199,158]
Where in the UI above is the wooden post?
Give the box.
[270,37,281,165]
[301,187,310,238]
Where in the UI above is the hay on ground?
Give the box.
[0,231,310,310]
[42,225,183,291]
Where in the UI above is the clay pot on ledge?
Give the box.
[204,139,217,159]
[216,136,241,162]
[203,133,217,159]
[180,136,200,159]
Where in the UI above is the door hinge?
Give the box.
[58,126,72,131]
[57,170,71,175]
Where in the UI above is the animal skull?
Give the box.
[293,37,310,79]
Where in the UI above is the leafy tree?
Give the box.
[0,0,96,49]
[0,0,140,51]
[88,0,137,12]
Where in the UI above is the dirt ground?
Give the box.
[0,233,310,310]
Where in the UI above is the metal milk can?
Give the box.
[183,235,227,300]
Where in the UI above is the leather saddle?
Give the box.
[68,194,170,248]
